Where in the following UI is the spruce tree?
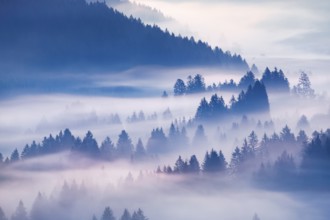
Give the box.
[11,201,28,220]
[101,207,116,220]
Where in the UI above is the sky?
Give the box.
[132,0,330,61]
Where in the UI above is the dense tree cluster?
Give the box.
[0,129,140,164]
[300,129,330,186]
[173,74,206,95]
[0,0,249,71]
[173,67,295,96]
[260,67,290,93]
[195,80,270,122]
[0,122,202,165]
[157,126,330,189]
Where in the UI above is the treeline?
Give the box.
[195,80,270,122]
[0,115,280,166]
[157,125,305,175]
[126,108,172,123]
[0,122,197,164]
[173,69,315,99]
[173,68,290,96]
[157,127,330,189]
[0,0,248,71]
[0,183,148,220]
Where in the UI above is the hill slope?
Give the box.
[0,0,248,71]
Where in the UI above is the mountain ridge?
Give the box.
[0,0,249,71]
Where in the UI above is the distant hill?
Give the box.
[0,0,249,71]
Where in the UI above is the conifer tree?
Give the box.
[101,207,116,220]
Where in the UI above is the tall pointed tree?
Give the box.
[117,130,133,158]
[120,209,131,220]
[101,207,116,220]
[11,201,28,220]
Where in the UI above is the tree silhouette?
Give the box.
[261,67,290,93]
[174,156,186,173]
[116,130,133,158]
[10,149,19,163]
[11,201,28,220]
[188,155,200,173]
[81,131,100,157]
[203,149,227,173]
[131,209,148,220]
[101,207,116,220]
[186,74,206,94]
[120,209,131,220]
[146,128,168,154]
[238,71,256,90]
[293,72,315,98]
[173,79,186,96]
[100,137,116,161]
[30,193,48,220]
[250,63,259,74]
[133,138,147,161]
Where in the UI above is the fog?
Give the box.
[1,62,330,219]
[133,0,330,60]
[1,156,329,220]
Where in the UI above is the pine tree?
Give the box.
[173,79,186,96]
[218,150,227,172]
[100,137,116,161]
[230,147,242,173]
[134,138,146,160]
[120,209,131,220]
[81,131,100,157]
[11,201,28,220]
[146,128,168,154]
[280,125,295,143]
[101,207,116,220]
[21,145,31,160]
[188,155,200,173]
[195,98,210,121]
[203,149,227,173]
[117,130,133,158]
[174,156,185,173]
[60,128,75,150]
[30,193,48,220]
[293,72,315,98]
[10,149,19,163]
[238,71,256,90]
[161,91,168,98]
[131,209,147,220]
[248,131,258,151]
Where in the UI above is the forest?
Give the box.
[0,0,248,71]
[0,0,329,220]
